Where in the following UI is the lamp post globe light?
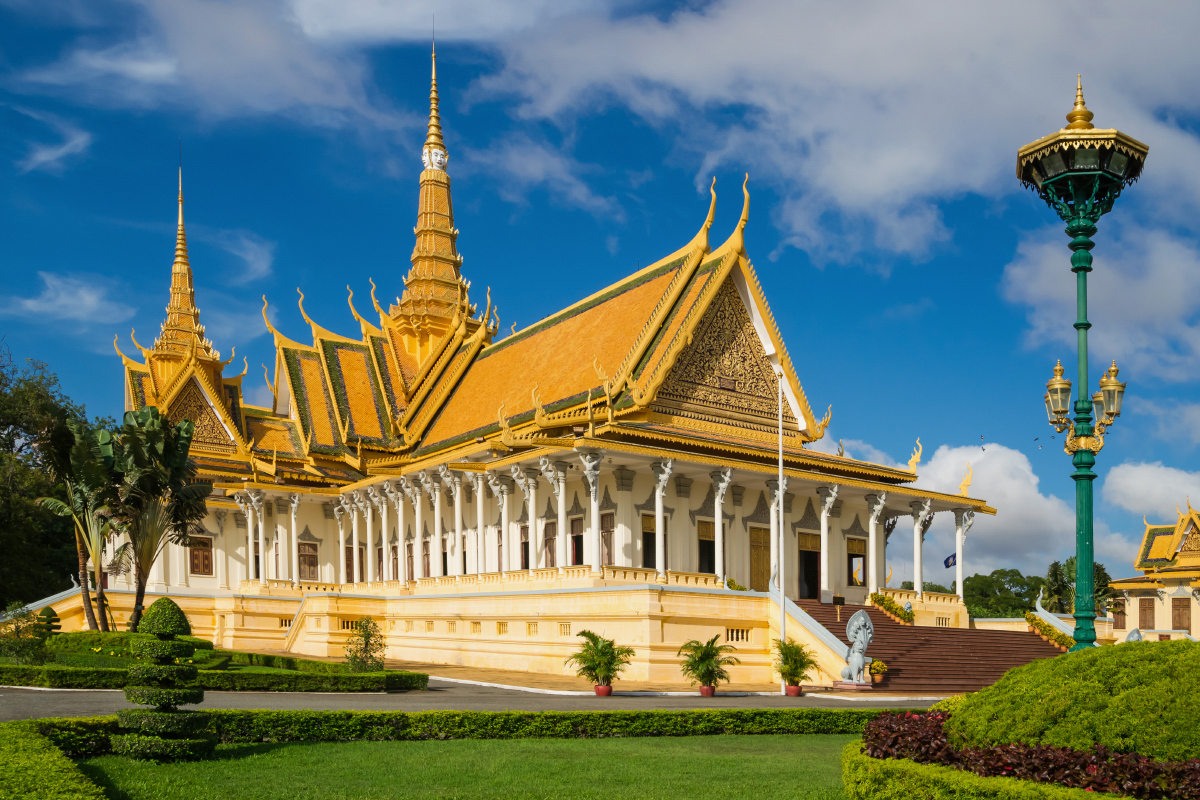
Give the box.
[1018,77,1143,650]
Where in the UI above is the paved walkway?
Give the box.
[0,681,939,722]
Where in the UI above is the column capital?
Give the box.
[865,493,887,523]
[333,504,347,534]
[288,493,301,513]
[952,508,975,536]
[579,452,602,500]
[766,477,789,501]
[817,484,839,514]
[512,464,539,497]
[909,498,932,521]
[711,466,733,499]
[651,459,674,495]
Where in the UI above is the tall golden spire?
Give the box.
[1065,74,1095,130]
[154,167,217,359]
[394,44,470,347]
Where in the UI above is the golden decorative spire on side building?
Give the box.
[154,168,217,360]
[393,43,470,345]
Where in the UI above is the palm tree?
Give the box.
[565,630,635,687]
[773,637,817,687]
[1044,560,1072,614]
[677,634,740,689]
[38,420,118,631]
[106,408,209,632]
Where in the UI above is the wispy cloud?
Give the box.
[194,227,278,284]
[1103,461,1200,519]
[882,297,934,321]
[463,133,624,220]
[12,108,93,174]
[0,272,134,324]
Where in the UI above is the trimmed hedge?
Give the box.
[871,593,915,624]
[944,640,1200,763]
[216,649,351,674]
[46,631,213,656]
[0,663,428,693]
[0,721,105,800]
[842,741,1100,800]
[110,732,212,761]
[36,708,888,759]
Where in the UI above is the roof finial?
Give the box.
[424,41,445,153]
[1065,74,1094,130]
[174,156,188,270]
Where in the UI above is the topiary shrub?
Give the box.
[35,607,62,640]
[943,639,1200,763]
[110,598,211,761]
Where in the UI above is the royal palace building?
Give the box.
[58,52,1003,685]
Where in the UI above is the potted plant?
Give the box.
[677,634,740,696]
[773,637,816,696]
[869,659,888,684]
[565,630,635,696]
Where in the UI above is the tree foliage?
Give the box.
[564,630,635,687]
[676,635,740,688]
[0,348,102,610]
[963,569,1047,618]
[344,617,385,673]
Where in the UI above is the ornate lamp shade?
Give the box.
[1098,360,1126,418]
[1016,77,1149,219]
[1045,360,1072,421]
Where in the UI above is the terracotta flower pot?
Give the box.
[699,686,716,697]
[785,685,802,697]
[594,685,612,696]
[872,674,883,684]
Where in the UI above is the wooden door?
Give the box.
[749,527,770,592]
[1139,597,1155,631]
[298,543,318,581]
[1172,598,1191,634]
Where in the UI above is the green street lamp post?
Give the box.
[1017,78,1146,650]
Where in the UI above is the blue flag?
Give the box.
[944,553,956,568]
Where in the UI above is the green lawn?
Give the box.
[81,734,855,800]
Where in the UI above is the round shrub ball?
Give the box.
[118,709,211,737]
[128,662,198,685]
[110,733,213,761]
[131,637,195,661]
[124,685,205,709]
[138,598,192,638]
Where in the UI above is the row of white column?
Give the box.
[232,490,302,587]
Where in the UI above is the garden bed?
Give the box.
[0,663,427,692]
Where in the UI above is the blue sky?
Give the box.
[4,1,1200,582]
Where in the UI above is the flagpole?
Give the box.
[778,367,785,696]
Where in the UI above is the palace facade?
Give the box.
[58,52,996,684]
[1109,505,1200,641]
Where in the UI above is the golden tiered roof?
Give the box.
[1111,502,1200,589]
[113,49,991,514]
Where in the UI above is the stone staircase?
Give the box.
[793,600,1062,693]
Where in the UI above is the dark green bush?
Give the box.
[109,733,213,761]
[51,652,137,669]
[841,741,1098,800]
[123,685,205,708]
[0,721,106,800]
[137,598,192,638]
[944,639,1200,762]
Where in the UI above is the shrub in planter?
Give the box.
[110,598,212,761]
[870,592,915,624]
[678,635,740,695]
[869,659,888,683]
[773,638,816,695]
[565,630,635,694]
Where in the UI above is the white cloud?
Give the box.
[881,297,934,322]
[12,108,92,174]
[194,227,278,284]
[0,272,134,324]
[290,0,598,43]
[1137,398,1200,446]
[462,133,623,220]
[1003,223,1200,382]
[807,431,899,468]
[1103,461,1200,520]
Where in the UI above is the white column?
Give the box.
[865,494,886,596]
[433,478,444,577]
[368,487,385,582]
[712,468,732,585]
[412,478,425,580]
[768,480,781,589]
[817,486,839,601]
[501,481,513,572]
[538,457,565,573]
[769,478,788,595]
[289,494,300,586]
[512,465,539,569]
[953,509,974,601]
[215,509,229,590]
[451,473,463,576]
[375,485,391,581]
[248,491,265,581]
[651,460,673,581]
[348,492,363,584]
[334,503,347,584]
[390,479,411,583]
[580,453,602,574]
[910,499,932,598]
[473,474,486,573]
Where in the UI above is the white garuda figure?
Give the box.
[423,147,448,171]
[840,609,874,683]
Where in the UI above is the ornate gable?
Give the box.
[654,278,796,429]
[168,379,236,453]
